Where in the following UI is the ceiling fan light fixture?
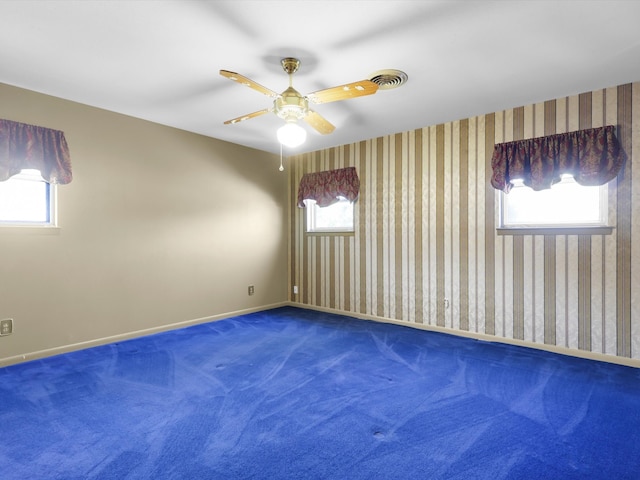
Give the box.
[277,120,306,148]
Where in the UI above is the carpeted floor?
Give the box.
[1,306,639,479]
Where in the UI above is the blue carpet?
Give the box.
[1,307,639,479]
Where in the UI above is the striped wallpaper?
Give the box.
[288,81,639,362]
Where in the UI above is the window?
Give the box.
[305,197,355,233]
[499,174,607,228]
[0,169,55,226]
[297,167,360,234]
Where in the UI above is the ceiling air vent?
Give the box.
[368,69,408,90]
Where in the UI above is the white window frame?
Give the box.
[499,174,608,230]
[0,169,57,227]
[305,197,355,234]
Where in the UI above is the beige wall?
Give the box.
[288,81,640,364]
[0,83,288,365]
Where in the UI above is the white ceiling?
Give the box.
[1,1,640,155]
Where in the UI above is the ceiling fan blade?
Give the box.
[220,70,278,98]
[304,110,336,135]
[306,80,379,104]
[223,108,272,125]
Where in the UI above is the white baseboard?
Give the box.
[5,302,637,370]
[288,302,640,369]
[0,302,288,368]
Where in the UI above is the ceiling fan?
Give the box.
[220,57,380,147]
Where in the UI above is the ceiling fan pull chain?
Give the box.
[279,142,284,172]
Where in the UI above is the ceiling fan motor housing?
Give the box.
[275,86,309,121]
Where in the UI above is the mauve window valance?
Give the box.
[0,119,73,184]
[297,166,360,208]
[490,125,623,193]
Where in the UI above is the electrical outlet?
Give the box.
[293,285,298,295]
[0,318,13,336]
[248,285,255,296]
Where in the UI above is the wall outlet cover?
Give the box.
[0,318,13,336]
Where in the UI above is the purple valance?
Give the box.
[491,125,623,193]
[297,166,360,208]
[0,119,73,184]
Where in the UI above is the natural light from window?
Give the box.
[500,174,607,228]
[0,169,53,225]
[305,197,355,233]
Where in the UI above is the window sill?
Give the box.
[305,231,355,237]
[497,226,613,236]
[0,225,61,235]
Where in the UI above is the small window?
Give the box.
[500,174,607,228]
[305,197,355,233]
[0,169,55,225]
